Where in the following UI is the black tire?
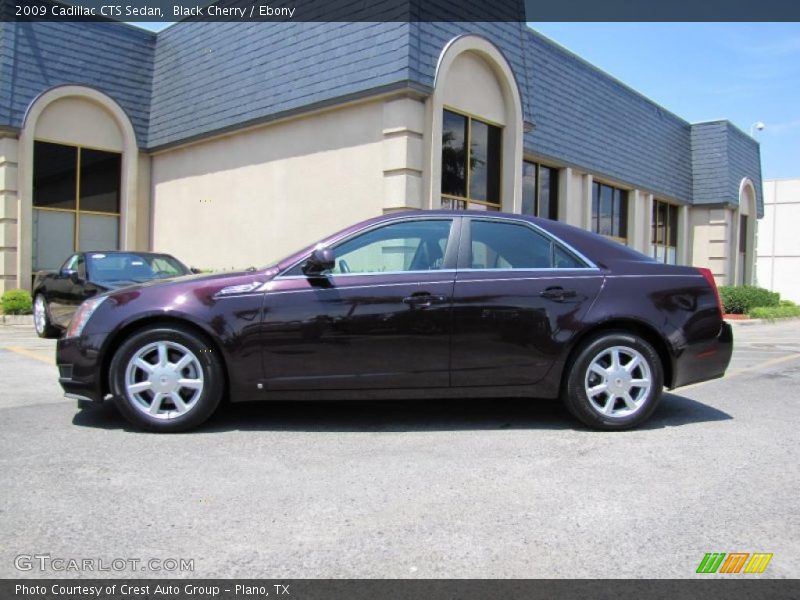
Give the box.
[562,331,664,431]
[109,325,224,432]
[33,293,60,339]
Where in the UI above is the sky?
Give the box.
[530,23,799,180]
[132,22,798,180]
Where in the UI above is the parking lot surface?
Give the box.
[1,320,798,578]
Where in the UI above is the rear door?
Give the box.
[450,217,604,388]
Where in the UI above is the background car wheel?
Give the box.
[33,294,60,339]
[109,326,224,432]
[563,331,664,431]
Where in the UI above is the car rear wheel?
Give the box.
[109,326,224,432]
[33,294,60,339]
[563,332,664,431]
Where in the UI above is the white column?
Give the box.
[382,97,425,212]
[582,173,593,230]
[0,136,19,292]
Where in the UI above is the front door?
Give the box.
[260,218,459,391]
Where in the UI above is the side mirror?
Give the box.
[190,267,202,274]
[302,248,335,277]
[61,268,81,284]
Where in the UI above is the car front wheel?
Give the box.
[109,326,224,432]
[563,332,664,431]
[33,294,60,338]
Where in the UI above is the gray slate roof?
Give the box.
[0,20,763,215]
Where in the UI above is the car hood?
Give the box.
[100,267,282,307]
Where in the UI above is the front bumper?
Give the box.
[56,333,108,403]
[672,321,733,389]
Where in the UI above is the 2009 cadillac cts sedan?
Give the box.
[57,212,732,432]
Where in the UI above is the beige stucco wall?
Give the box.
[151,100,388,270]
[690,207,732,285]
[441,52,506,125]
[34,97,124,152]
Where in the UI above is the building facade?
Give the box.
[0,20,763,292]
[756,179,800,302]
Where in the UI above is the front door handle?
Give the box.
[540,286,577,301]
[403,293,447,308]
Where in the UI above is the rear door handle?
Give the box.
[540,286,576,300]
[403,293,447,308]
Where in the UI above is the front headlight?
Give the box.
[65,296,108,339]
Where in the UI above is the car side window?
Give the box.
[76,255,87,279]
[468,220,586,270]
[61,254,79,273]
[325,220,452,275]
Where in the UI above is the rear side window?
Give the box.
[468,220,586,270]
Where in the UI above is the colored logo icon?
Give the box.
[697,553,773,574]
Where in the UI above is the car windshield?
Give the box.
[86,253,190,283]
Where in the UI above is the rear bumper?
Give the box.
[671,321,733,389]
[56,334,106,403]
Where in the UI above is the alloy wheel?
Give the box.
[124,341,204,420]
[584,345,652,418]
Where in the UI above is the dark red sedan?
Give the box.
[56,211,732,432]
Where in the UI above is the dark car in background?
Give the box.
[55,211,733,432]
[33,251,192,338]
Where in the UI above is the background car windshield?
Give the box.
[87,253,189,282]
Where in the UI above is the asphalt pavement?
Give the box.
[0,320,798,579]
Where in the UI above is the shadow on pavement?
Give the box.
[72,391,731,433]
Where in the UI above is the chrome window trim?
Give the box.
[260,279,458,295]
[276,269,458,281]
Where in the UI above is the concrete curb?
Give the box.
[725,316,800,326]
[1,314,33,326]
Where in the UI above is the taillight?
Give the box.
[697,267,722,315]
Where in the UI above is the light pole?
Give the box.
[750,121,765,137]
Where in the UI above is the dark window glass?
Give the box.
[469,120,501,203]
[668,205,678,248]
[522,161,558,220]
[33,142,77,209]
[470,220,553,269]
[599,185,613,236]
[540,166,558,220]
[739,215,747,253]
[592,182,628,240]
[651,200,679,264]
[76,255,86,279]
[441,110,467,198]
[80,149,121,213]
[522,161,537,215]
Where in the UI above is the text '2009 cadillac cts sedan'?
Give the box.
[57,211,732,432]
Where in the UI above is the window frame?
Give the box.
[522,159,559,220]
[651,199,679,265]
[591,180,629,243]
[441,107,503,211]
[32,139,122,269]
[456,216,598,272]
[277,217,462,279]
